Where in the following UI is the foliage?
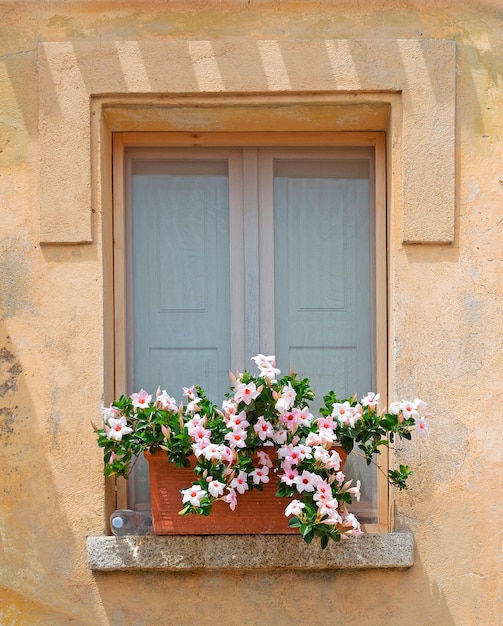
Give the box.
[95,355,428,549]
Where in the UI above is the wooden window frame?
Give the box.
[110,131,389,533]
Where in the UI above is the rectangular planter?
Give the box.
[145,449,298,535]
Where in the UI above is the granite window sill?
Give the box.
[87,532,414,572]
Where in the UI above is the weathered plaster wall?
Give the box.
[0,1,502,624]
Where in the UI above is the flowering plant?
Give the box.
[95,355,428,549]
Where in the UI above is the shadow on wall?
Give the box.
[0,319,101,621]
[91,547,456,626]
[3,15,498,149]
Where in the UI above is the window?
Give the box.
[112,132,387,530]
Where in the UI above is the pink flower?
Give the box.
[234,382,262,405]
[181,485,206,507]
[280,463,298,486]
[305,432,322,447]
[313,479,332,502]
[106,416,133,441]
[250,465,270,485]
[228,411,250,430]
[207,478,226,498]
[280,411,299,430]
[321,506,343,525]
[257,450,273,468]
[278,445,302,466]
[274,382,296,414]
[415,416,429,434]
[251,354,276,369]
[318,429,336,446]
[186,414,207,430]
[182,386,197,401]
[284,499,305,517]
[192,442,206,458]
[188,424,211,447]
[130,389,152,409]
[156,390,178,411]
[296,444,312,461]
[317,499,339,518]
[254,416,274,441]
[272,428,288,445]
[224,488,238,511]
[294,407,313,427]
[293,470,318,493]
[313,479,329,499]
[224,428,248,449]
[317,416,336,430]
[219,445,234,464]
[222,399,238,420]
[413,398,427,413]
[388,401,402,415]
[230,471,249,494]
[315,417,336,444]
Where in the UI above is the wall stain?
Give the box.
[0,407,15,445]
[0,235,36,318]
[0,346,22,397]
[0,340,22,446]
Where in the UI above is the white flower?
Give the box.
[207,478,226,498]
[106,416,133,441]
[157,390,178,411]
[275,382,296,414]
[250,465,270,485]
[251,354,281,381]
[201,444,222,461]
[101,405,120,425]
[348,479,361,502]
[415,416,429,434]
[230,471,249,494]
[331,401,359,427]
[181,485,206,507]
[361,392,380,409]
[284,499,305,517]
[293,470,318,493]
[130,389,152,409]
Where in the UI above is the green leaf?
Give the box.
[302,529,314,544]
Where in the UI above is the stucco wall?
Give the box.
[1,1,502,624]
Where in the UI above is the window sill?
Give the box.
[87,532,414,572]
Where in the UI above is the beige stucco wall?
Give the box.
[1,1,502,624]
